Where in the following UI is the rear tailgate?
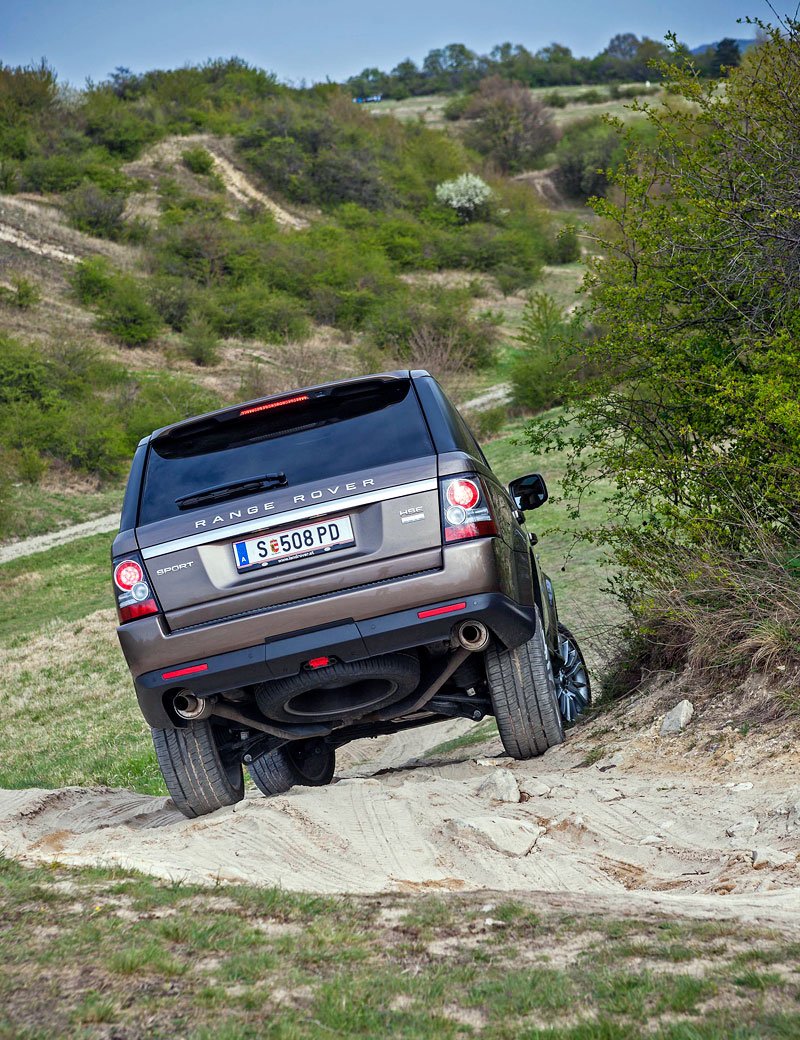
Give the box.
[135,377,442,629]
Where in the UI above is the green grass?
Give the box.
[0,481,122,544]
[1,854,799,1040]
[0,531,115,642]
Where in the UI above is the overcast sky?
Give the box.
[1,0,777,87]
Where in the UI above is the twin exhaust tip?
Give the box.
[172,620,490,720]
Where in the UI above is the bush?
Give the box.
[71,257,114,305]
[543,226,581,264]
[0,274,41,309]
[98,278,162,346]
[181,314,220,366]
[554,118,622,199]
[63,183,126,239]
[202,285,309,342]
[472,404,507,440]
[182,146,215,175]
[443,93,471,120]
[541,91,568,108]
[510,292,582,412]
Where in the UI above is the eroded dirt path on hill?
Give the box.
[1,677,798,920]
[0,513,120,564]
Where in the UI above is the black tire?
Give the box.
[555,623,592,723]
[151,720,244,819]
[255,653,420,724]
[248,739,336,797]
[484,609,565,759]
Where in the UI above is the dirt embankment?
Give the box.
[1,676,798,921]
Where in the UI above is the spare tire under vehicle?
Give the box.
[484,608,565,758]
[255,652,420,724]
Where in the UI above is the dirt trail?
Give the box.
[1,679,798,917]
[0,513,120,564]
[124,135,308,230]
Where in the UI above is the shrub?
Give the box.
[554,118,622,199]
[472,404,507,440]
[543,226,581,264]
[98,278,162,346]
[0,275,41,309]
[443,93,471,120]
[435,173,493,222]
[63,183,125,239]
[181,314,220,366]
[510,292,583,412]
[203,285,309,342]
[149,277,198,331]
[541,91,568,108]
[71,257,114,305]
[182,146,215,175]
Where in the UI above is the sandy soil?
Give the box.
[1,678,798,921]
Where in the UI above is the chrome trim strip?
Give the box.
[140,478,438,560]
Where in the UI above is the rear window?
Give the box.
[138,378,434,526]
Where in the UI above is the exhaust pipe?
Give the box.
[173,692,215,721]
[454,620,490,652]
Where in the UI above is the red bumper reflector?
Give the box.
[418,602,467,619]
[161,663,209,680]
[444,520,498,542]
[307,656,332,669]
[240,394,309,417]
[118,599,159,623]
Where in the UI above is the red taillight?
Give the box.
[306,656,332,669]
[446,479,480,510]
[114,559,143,591]
[240,394,309,417]
[440,476,497,544]
[112,551,160,624]
[418,602,466,619]
[161,663,208,680]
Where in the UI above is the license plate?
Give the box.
[233,516,355,572]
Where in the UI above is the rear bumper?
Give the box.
[134,591,536,728]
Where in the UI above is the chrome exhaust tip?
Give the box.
[454,620,490,652]
[173,692,215,721]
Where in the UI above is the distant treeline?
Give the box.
[346,34,747,99]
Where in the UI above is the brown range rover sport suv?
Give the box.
[111,371,590,817]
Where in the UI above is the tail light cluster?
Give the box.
[440,476,497,543]
[112,552,159,623]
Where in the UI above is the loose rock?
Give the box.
[446,816,545,856]
[660,700,695,735]
[726,818,759,839]
[751,847,796,869]
[476,769,520,803]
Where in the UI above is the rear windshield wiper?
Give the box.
[175,473,287,510]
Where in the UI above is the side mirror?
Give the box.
[508,473,548,511]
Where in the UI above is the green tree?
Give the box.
[527,22,800,677]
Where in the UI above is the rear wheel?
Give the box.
[485,609,565,758]
[555,623,591,723]
[152,720,244,819]
[248,739,336,797]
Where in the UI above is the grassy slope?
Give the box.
[1,481,123,544]
[2,854,798,1040]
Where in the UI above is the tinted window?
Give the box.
[138,378,434,525]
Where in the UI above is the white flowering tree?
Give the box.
[435,173,493,221]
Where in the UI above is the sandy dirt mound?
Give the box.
[1,680,798,918]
